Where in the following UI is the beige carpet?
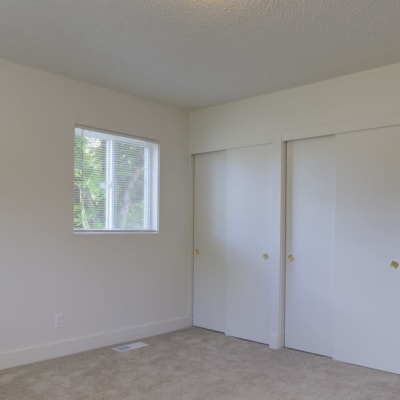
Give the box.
[1,327,399,400]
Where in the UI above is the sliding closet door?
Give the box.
[334,127,400,374]
[285,136,335,357]
[193,151,226,332]
[224,144,273,344]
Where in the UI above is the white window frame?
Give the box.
[74,126,159,233]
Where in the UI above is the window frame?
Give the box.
[74,125,160,234]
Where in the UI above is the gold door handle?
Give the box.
[263,253,269,260]
[288,254,295,262]
[390,260,399,269]
[195,249,200,256]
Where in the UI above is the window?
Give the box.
[74,126,159,232]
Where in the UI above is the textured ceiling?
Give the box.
[0,0,399,109]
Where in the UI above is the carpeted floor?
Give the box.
[1,327,399,400]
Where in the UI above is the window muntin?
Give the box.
[74,127,159,232]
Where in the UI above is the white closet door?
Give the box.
[193,151,226,332]
[224,144,273,344]
[285,136,335,357]
[334,127,400,374]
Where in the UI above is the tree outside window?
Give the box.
[74,127,159,232]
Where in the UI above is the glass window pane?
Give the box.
[74,126,159,232]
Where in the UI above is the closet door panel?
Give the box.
[193,151,226,332]
[224,144,273,344]
[285,136,335,357]
[334,128,400,374]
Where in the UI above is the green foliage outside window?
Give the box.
[74,127,158,231]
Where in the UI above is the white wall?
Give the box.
[189,62,400,360]
[0,58,192,370]
[189,63,400,153]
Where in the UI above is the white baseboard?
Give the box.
[0,315,192,370]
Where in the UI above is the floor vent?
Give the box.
[112,342,148,352]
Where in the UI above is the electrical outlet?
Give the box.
[54,313,64,328]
